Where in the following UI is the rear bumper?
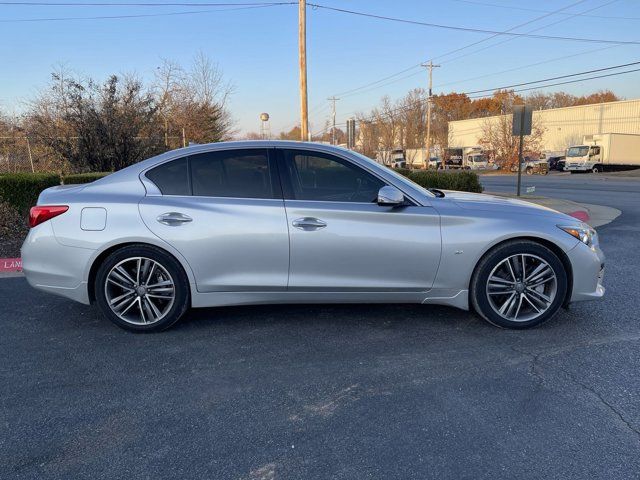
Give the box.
[21,222,93,305]
[567,241,605,303]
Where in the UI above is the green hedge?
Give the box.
[0,173,61,215]
[63,172,111,184]
[394,169,483,193]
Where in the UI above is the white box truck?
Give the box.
[564,133,640,173]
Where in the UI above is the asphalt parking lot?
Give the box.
[2,173,639,479]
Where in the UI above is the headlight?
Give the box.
[558,224,597,248]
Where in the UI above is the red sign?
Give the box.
[0,258,22,272]
[568,210,590,222]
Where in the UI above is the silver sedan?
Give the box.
[22,141,605,332]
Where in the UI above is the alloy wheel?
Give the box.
[104,257,176,326]
[485,253,558,322]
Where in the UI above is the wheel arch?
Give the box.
[87,241,194,304]
[469,235,574,309]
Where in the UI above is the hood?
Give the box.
[442,190,575,221]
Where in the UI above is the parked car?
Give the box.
[22,141,605,332]
[391,159,407,169]
[547,155,565,170]
[465,153,489,170]
[510,157,549,175]
[556,159,566,171]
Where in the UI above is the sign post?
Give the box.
[512,105,533,197]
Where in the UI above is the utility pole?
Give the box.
[299,0,309,141]
[422,60,440,169]
[25,135,34,173]
[328,96,339,145]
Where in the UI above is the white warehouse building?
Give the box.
[448,99,640,153]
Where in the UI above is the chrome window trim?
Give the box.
[140,147,279,200]
[276,147,422,207]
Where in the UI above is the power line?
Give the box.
[0,3,281,21]
[331,0,615,100]
[467,67,640,98]
[463,60,640,95]
[448,0,640,21]
[8,0,637,46]
[345,61,640,123]
[431,0,590,62]
[306,3,640,45]
[432,45,618,90]
[0,1,294,5]
[437,0,620,65]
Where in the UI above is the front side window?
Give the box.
[282,150,385,203]
[190,149,274,199]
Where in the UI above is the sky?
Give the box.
[0,0,639,135]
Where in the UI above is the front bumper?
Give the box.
[21,222,93,305]
[565,164,590,172]
[566,240,605,303]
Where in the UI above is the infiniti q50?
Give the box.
[22,141,604,332]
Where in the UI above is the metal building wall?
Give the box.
[449,99,640,151]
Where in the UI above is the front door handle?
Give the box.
[292,217,327,231]
[157,212,192,226]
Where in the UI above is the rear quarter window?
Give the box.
[145,157,190,195]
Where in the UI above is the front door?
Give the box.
[278,148,441,292]
[138,148,289,293]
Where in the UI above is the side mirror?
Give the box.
[377,186,405,207]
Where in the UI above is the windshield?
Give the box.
[567,146,589,157]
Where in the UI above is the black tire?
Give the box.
[470,240,568,329]
[94,244,190,332]
[592,165,601,173]
[525,167,533,175]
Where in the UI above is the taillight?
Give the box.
[29,205,69,228]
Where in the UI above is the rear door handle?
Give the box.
[292,217,327,231]
[157,212,192,226]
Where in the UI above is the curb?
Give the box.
[0,257,22,273]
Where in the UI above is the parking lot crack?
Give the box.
[510,345,545,390]
[558,366,640,441]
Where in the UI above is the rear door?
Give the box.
[278,148,441,291]
[138,148,289,292]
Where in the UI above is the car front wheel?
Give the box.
[95,245,190,332]
[470,240,568,329]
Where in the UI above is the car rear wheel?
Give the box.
[95,245,190,332]
[525,167,533,175]
[470,240,568,329]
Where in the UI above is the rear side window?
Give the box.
[190,149,274,199]
[146,157,190,195]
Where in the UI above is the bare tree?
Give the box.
[27,72,162,173]
[480,114,545,169]
[157,53,236,146]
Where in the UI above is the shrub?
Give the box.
[0,173,61,215]
[0,201,29,256]
[392,167,412,177]
[401,170,483,193]
[63,172,111,184]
